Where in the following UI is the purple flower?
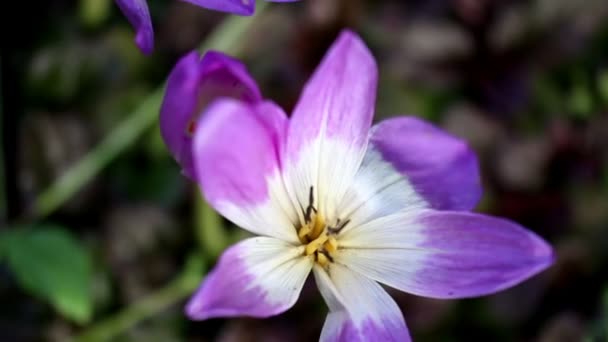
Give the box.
[115,0,154,55]
[182,0,300,16]
[160,51,262,179]
[114,0,300,54]
[162,30,554,341]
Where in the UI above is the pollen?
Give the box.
[298,211,325,243]
[297,186,349,267]
[325,236,338,253]
[305,234,328,256]
[299,212,342,267]
[316,252,329,266]
[305,233,337,267]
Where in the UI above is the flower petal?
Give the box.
[180,0,255,15]
[313,264,411,342]
[338,210,554,299]
[283,30,378,221]
[337,145,428,230]
[187,237,312,319]
[115,0,154,54]
[369,116,482,211]
[193,98,299,243]
[160,51,262,179]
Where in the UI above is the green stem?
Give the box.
[31,1,269,219]
[33,91,163,218]
[194,192,227,259]
[74,254,204,342]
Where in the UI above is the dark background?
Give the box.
[1,0,608,341]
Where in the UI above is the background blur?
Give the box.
[2,0,608,341]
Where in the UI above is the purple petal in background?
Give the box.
[370,116,482,211]
[114,0,154,54]
[180,0,255,15]
[160,51,262,179]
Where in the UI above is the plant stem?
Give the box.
[74,254,204,342]
[33,91,163,218]
[194,192,227,259]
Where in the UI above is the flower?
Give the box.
[114,0,300,54]
[115,0,154,54]
[160,51,262,179]
[162,30,554,341]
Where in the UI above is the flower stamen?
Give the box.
[296,186,348,266]
[305,234,329,256]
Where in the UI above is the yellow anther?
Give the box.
[325,236,338,253]
[310,214,325,239]
[317,252,329,267]
[298,225,312,241]
[305,234,328,256]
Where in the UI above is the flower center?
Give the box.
[297,187,350,267]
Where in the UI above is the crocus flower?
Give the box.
[162,30,554,341]
[114,0,300,54]
[160,51,262,178]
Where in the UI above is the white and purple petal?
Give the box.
[115,0,154,54]
[187,237,312,319]
[313,264,411,342]
[160,51,262,179]
[192,98,299,242]
[283,30,378,220]
[338,210,554,299]
[369,116,482,211]
[337,145,428,229]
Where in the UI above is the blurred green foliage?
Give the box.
[79,0,112,29]
[0,226,93,324]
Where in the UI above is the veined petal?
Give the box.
[337,146,428,231]
[187,237,312,319]
[180,0,255,15]
[284,30,378,221]
[193,98,299,243]
[369,116,482,211]
[313,264,411,342]
[338,210,554,299]
[160,51,262,179]
[115,0,154,54]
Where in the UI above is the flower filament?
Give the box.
[297,187,349,267]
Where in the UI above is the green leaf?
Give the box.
[1,226,93,324]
